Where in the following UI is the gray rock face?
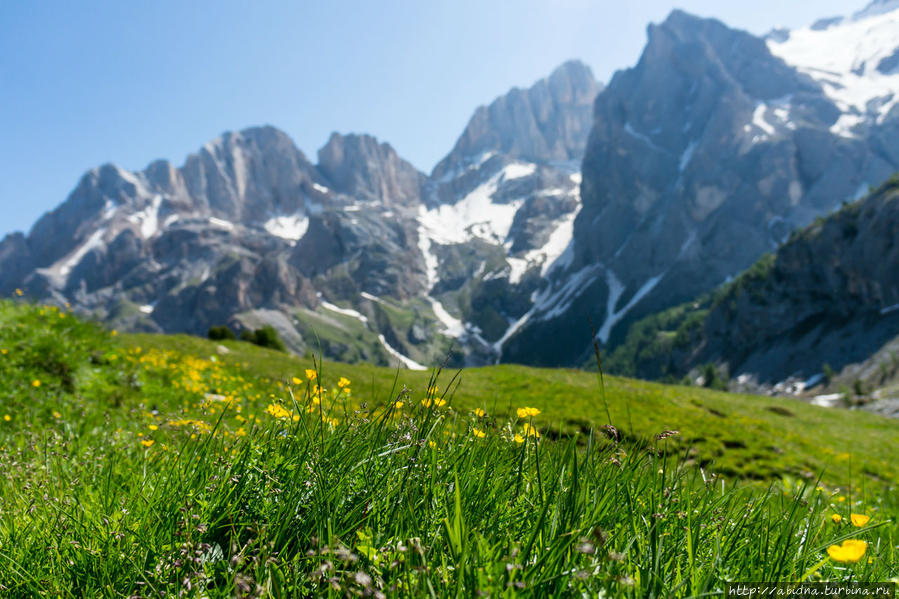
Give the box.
[432,61,602,181]
[180,126,322,222]
[2,61,600,369]
[501,8,899,367]
[608,178,899,384]
[317,133,425,207]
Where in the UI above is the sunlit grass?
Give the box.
[0,299,896,596]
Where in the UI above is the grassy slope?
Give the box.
[1,300,897,596]
[124,331,899,487]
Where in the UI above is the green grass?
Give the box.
[0,299,897,596]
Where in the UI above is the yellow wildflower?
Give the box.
[421,397,447,408]
[32,380,41,388]
[830,514,842,524]
[522,422,540,438]
[516,407,541,419]
[0,349,7,355]
[111,329,118,337]
[52,411,61,419]
[472,427,486,438]
[265,403,291,420]
[3,414,10,422]
[850,513,871,527]
[140,439,155,448]
[15,288,23,296]
[148,424,158,431]
[305,369,317,381]
[291,376,302,385]
[337,377,351,388]
[395,401,405,409]
[474,408,486,418]
[826,539,867,563]
[514,434,525,444]
[428,440,437,449]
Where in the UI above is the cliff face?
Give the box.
[0,63,602,369]
[608,178,899,384]
[502,7,899,367]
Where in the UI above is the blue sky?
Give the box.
[1,0,858,236]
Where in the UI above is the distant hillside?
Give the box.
[607,175,899,389]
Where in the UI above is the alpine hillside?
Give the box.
[7,2,899,372]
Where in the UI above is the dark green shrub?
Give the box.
[207,325,236,341]
[238,326,287,352]
[252,325,287,352]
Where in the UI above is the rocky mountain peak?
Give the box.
[316,132,425,207]
[431,60,602,180]
[180,125,320,223]
[643,10,818,102]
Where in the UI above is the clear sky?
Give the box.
[1,0,860,237]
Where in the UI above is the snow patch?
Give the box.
[208,217,235,231]
[360,291,387,305]
[752,104,776,136]
[127,195,162,238]
[768,7,899,135]
[679,140,698,172]
[811,393,843,407]
[428,297,465,337]
[139,304,155,315]
[312,183,330,194]
[507,205,580,284]
[624,121,664,152]
[321,300,368,324]
[596,271,664,344]
[58,228,107,277]
[499,162,536,181]
[436,150,496,183]
[377,334,426,370]
[264,214,309,242]
[532,264,603,321]
[418,165,526,246]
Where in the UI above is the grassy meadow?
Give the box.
[0,298,896,596]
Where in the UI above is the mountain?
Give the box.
[605,175,899,390]
[8,2,899,374]
[499,4,899,367]
[419,60,602,363]
[0,62,602,369]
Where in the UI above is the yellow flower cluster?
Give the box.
[516,407,541,419]
[265,403,292,420]
[827,539,867,563]
[522,422,540,438]
[421,397,447,408]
